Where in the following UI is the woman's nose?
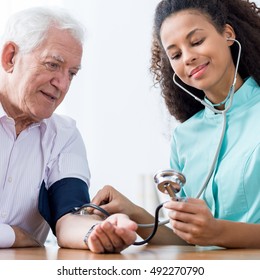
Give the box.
[183,49,198,65]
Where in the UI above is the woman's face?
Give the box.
[160,10,236,101]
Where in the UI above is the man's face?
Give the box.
[6,27,82,122]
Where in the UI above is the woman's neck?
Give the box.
[204,74,244,108]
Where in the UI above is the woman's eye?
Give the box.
[170,52,181,60]
[192,39,204,46]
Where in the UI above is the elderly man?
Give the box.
[0,7,137,253]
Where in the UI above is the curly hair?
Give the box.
[150,0,260,122]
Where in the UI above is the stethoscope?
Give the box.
[73,38,242,245]
[172,38,241,199]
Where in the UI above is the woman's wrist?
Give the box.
[129,204,153,224]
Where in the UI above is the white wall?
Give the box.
[59,0,174,205]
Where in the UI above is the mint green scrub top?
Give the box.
[170,77,260,223]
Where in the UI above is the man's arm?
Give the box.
[55,212,138,253]
[12,226,41,248]
[0,224,41,248]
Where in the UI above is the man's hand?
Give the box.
[86,214,137,253]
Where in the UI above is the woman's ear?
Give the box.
[1,42,18,73]
[224,24,236,47]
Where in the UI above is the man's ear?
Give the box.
[1,42,18,73]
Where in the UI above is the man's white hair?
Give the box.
[1,6,85,53]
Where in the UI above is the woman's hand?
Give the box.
[164,198,221,246]
[90,185,139,219]
[86,213,138,253]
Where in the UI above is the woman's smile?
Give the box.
[189,62,209,79]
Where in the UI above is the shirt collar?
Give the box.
[204,77,259,116]
[0,102,7,118]
[0,101,47,131]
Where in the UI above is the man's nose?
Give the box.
[50,72,71,93]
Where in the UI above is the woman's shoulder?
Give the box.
[173,109,204,135]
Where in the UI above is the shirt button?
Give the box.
[1,212,7,218]
[8,177,12,183]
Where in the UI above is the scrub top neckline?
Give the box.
[204,77,258,117]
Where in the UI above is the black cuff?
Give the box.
[38,178,90,235]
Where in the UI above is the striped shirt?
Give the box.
[0,104,90,245]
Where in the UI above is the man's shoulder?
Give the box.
[44,113,76,129]
[42,114,78,139]
[50,113,76,126]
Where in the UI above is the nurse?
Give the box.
[91,0,260,248]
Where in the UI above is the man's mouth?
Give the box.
[41,91,57,101]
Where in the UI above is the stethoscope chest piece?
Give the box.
[154,169,186,199]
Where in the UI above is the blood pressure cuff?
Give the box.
[38,178,90,235]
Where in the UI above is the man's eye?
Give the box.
[69,71,77,80]
[46,62,59,70]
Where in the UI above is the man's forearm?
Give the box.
[55,213,104,249]
[12,226,41,248]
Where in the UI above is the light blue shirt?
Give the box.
[170,77,260,223]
